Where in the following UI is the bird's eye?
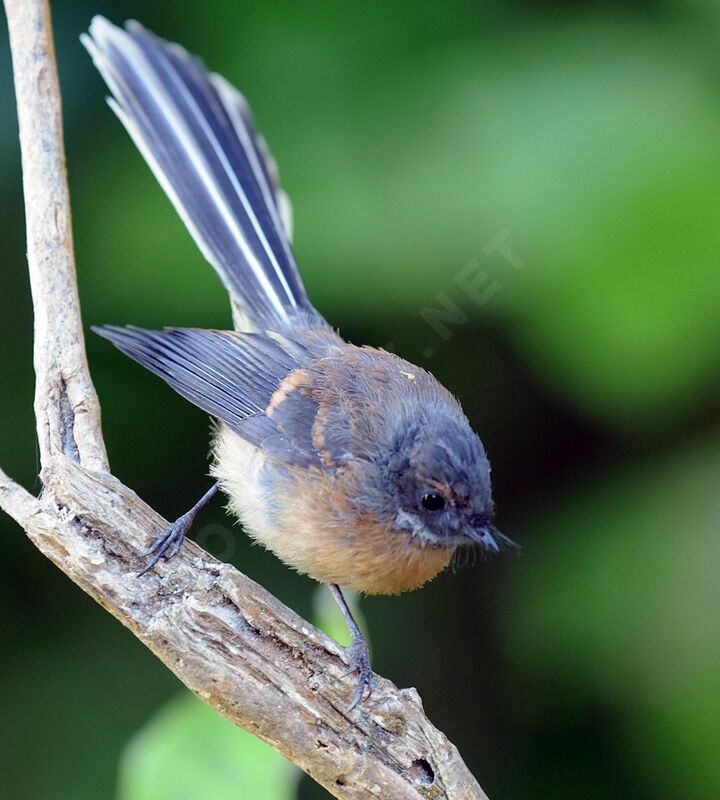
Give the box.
[420,493,445,512]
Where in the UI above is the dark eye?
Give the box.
[420,493,446,512]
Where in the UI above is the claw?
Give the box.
[343,637,376,712]
[141,528,174,558]
[327,584,376,712]
[136,484,220,578]
[137,517,189,576]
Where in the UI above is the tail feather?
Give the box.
[82,17,317,331]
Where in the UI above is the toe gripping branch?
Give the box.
[329,583,377,711]
[138,483,220,576]
[138,488,375,711]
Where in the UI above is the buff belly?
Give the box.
[210,425,453,595]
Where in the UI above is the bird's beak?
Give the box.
[465,524,519,553]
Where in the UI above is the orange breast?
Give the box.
[266,466,453,595]
[212,426,454,595]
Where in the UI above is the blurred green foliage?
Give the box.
[1,1,719,799]
[505,437,720,799]
[117,692,297,800]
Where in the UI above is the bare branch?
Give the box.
[5,0,108,473]
[1,1,490,798]
[0,465,41,526]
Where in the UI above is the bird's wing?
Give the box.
[94,325,338,468]
[94,325,296,424]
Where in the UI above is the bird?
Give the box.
[82,16,516,711]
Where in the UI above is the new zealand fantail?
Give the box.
[83,17,516,710]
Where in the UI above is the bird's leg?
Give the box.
[138,483,220,576]
[329,583,376,711]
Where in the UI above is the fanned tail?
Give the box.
[82,17,323,332]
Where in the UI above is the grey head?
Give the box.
[384,408,514,554]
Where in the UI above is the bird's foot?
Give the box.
[342,635,376,712]
[137,511,194,577]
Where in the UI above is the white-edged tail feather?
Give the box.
[82,17,315,331]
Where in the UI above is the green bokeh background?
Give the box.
[1,1,719,798]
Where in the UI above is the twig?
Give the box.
[0,2,489,798]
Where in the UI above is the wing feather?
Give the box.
[95,324,329,468]
[94,326,297,427]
